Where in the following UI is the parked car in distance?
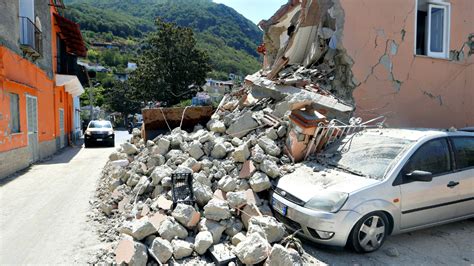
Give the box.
[128,121,143,134]
[271,128,474,253]
[84,120,115,148]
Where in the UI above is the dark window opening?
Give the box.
[9,93,21,133]
[287,25,295,37]
[416,10,427,55]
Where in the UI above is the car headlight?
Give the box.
[107,130,114,135]
[85,130,92,136]
[304,191,349,213]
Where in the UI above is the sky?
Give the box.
[213,0,288,25]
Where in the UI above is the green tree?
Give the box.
[129,19,211,106]
[103,81,142,125]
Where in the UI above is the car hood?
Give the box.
[277,162,380,202]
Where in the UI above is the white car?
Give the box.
[272,128,474,252]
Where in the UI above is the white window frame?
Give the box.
[414,0,451,59]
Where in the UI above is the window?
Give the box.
[9,93,21,133]
[415,0,450,58]
[403,138,451,177]
[451,137,474,170]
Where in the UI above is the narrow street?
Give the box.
[0,130,129,264]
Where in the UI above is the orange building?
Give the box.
[0,0,87,179]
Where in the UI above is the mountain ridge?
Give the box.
[63,0,263,78]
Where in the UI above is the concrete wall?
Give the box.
[341,0,474,128]
[0,146,30,180]
[39,138,57,160]
[0,0,54,79]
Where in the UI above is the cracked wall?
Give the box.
[341,0,474,128]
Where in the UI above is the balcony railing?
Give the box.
[19,16,42,57]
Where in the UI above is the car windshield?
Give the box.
[89,121,112,129]
[318,131,414,180]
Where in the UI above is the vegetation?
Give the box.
[102,81,142,122]
[63,0,262,78]
[129,19,211,106]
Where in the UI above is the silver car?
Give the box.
[271,128,474,253]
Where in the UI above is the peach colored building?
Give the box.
[345,0,473,128]
[259,0,473,128]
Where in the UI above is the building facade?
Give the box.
[0,0,87,179]
[259,0,473,128]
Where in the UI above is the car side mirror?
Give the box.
[405,170,433,182]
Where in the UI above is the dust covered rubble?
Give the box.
[89,107,313,265]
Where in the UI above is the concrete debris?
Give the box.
[92,1,363,260]
[172,203,201,229]
[249,172,272,192]
[217,175,237,192]
[150,237,173,264]
[258,136,281,157]
[171,239,194,259]
[226,112,259,138]
[122,142,139,155]
[231,232,246,246]
[248,216,286,243]
[234,233,271,265]
[265,244,303,266]
[207,119,226,133]
[194,231,213,255]
[232,143,250,163]
[115,235,148,266]
[204,198,231,221]
[198,218,226,244]
[226,191,247,209]
[158,217,188,241]
[119,216,157,241]
[261,159,280,178]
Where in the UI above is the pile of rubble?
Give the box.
[89,0,371,263]
[92,101,314,265]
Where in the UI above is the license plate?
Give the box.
[272,197,287,216]
[96,139,103,141]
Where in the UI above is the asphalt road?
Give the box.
[0,130,129,264]
[303,219,474,265]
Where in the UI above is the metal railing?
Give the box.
[304,116,387,160]
[19,16,42,56]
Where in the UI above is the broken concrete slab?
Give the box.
[194,231,213,255]
[248,216,286,243]
[158,217,188,241]
[171,239,194,260]
[234,233,271,265]
[204,198,231,221]
[172,203,201,229]
[265,244,303,266]
[115,235,148,266]
[226,112,259,138]
[150,237,173,264]
[249,172,272,192]
[119,216,157,241]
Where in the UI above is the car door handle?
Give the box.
[447,181,459,188]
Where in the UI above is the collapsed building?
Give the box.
[90,0,473,264]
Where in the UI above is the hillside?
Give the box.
[63,0,263,79]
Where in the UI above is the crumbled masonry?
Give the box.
[88,0,364,263]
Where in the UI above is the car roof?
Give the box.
[361,128,473,141]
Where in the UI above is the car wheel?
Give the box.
[349,211,389,253]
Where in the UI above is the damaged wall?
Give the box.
[340,0,473,128]
[259,0,473,128]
